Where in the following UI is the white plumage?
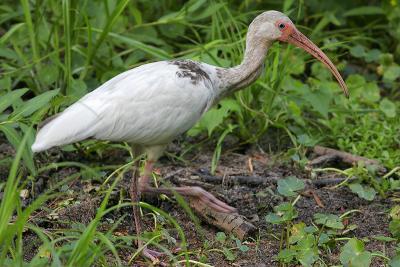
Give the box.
[32,11,349,263]
[32,61,218,152]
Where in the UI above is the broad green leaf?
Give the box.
[0,88,29,114]
[389,255,400,267]
[314,213,344,229]
[349,45,365,58]
[301,88,331,118]
[340,238,372,267]
[278,249,296,263]
[277,176,305,197]
[297,134,318,147]
[384,65,400,81]
[191,99,240,136]
[222,247,236,261]
[0,77,11,90]
[11,89,59,118]
[298,247,318,267]
[294,234,318,266]
[362,82,380,103]
[289,222,306,244]
[389,205,400,220]
[71,79,88,99]
[215,232,226,243]
[266,203,298,224]
[40,64,59,86]
[265,213,283,224]
[389,219,400,238]
[345,74,366,98]
[365,49,381,63]
[349,183,376,201]
[379,98,396,118]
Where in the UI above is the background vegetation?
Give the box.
[0,0,399,266]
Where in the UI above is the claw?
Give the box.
[142,247,167,266]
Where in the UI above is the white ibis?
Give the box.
[32,10,348,264]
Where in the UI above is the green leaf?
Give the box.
[191,99,240,136]
[362,82,380,103]
[314,213,344,229]
[371,235,397,242]
[239,245,249,252]
[379,98,396,118]
[297,247,318,267]
[277,249,296,263]
[293,234,318,266]
[215,232,226,243]
[11,89,59,118]
[40,64,59,86]
[0,124,36,174]
[349,45,365,58]
[343,6,384,16]
[384,65,400,81]
[71,79,88,99]
[222,247,236,261]
[289,222,306,244]
[266,202,298,224]
[0,88,29,114]
[349,183,376,201]
[389,255,400,267]
[346,74,366,98]
[277,176,305,197]
[297,134,318,147]
[340,238,372,267]
[301,88,332,118]
[364,49,381,63]
[389,219,400,238]
[265,213,284,224]
[107,32,171,60]
[0,77,11,90]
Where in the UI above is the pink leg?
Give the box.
[130,161,167,266]
[140,161,237,214]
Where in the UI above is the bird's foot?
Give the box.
[190,186,237,214]
[142,185,237,214]
[141,247,167,266]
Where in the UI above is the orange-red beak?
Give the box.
[281,27,349,98]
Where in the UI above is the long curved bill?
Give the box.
[287,29,349,98]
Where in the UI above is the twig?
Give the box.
[310,146,384,171]
[192,171,354,187]
[193,171,279,186]
[188,198,257,240]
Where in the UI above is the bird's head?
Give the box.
[249,11,349,97]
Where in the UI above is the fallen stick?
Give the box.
[310,145,384,171]
[189,171,353,187]
[188,198,257,240]
[192,171,279,186]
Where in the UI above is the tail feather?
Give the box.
[32,102,100,152]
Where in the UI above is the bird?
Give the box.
[32,10,349,265]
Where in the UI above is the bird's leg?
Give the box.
[140,160,237,214]
[129,159,166,265]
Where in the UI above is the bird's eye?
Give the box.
[278,23,286,30]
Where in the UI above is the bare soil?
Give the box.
[0,139,395,266]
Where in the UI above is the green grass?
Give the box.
[1,0,400,265]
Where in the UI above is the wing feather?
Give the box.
[32,61,217,152]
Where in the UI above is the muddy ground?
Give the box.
[0,139,395,266]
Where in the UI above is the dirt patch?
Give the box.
[1,141,395,266]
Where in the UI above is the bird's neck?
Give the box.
[215,35,271,98]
